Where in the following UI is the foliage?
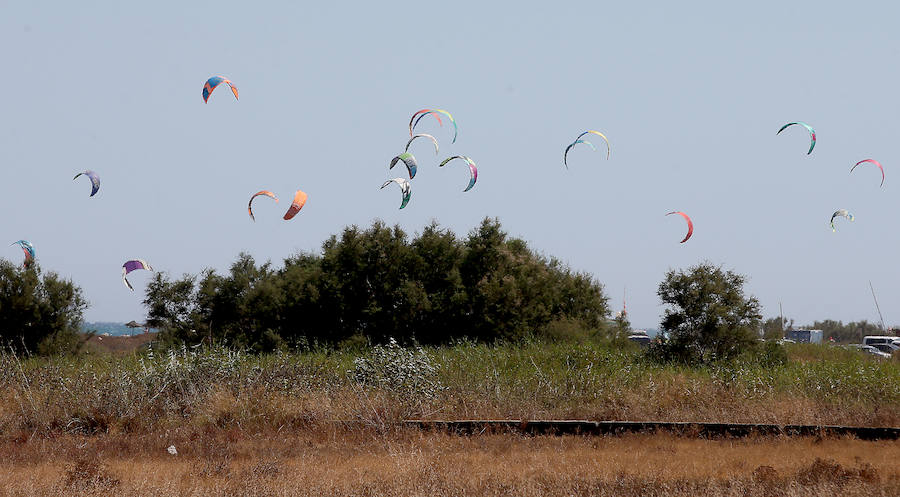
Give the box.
[1,340,897,437]
[351,338,442,398]
[0,260,87,355]
[144,218,611,350]
[803,319,884,344]
[652,262,762,364]
[743,341,788,367]
[760,317,787,340]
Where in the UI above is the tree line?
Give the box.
[143,218,612,350]
[761,316,886,343]
[2,217,890,359]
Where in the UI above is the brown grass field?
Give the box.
[0,427,898,496]
[82,332,156,356]
[1,340,897,495]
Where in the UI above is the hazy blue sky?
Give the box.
[1,1,898,329]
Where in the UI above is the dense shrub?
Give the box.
[652,263,761,364]
[145,218,611,350]
[0,260,87,355]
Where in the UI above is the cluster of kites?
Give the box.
[11,73,887,292]
[555,121,885,245]
[776,121,884,232]
[14,76,487,292]
[381,109,478,209]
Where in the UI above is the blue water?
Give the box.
[82,322,156,336]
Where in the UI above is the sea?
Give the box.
[82,322,157,337]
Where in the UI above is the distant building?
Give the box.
[786,329,823,344]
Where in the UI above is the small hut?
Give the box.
[125,320,143,336]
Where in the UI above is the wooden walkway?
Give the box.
[403,419,900,441]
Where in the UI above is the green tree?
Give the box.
[654,262,761,364]
[804,319,882,344]
[761,316,786,340]
[143,218,612,349]
[143,271,205,345]
[0,260,88,355]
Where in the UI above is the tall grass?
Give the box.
[0,340,897,437]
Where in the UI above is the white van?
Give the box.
[862,336,900,355]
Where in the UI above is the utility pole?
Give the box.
[779,302,784,335]
[869,281,886,332]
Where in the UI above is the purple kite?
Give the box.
[122,259,153,291]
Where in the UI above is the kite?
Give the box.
[666,211,693,243]
[122,259,152,291]
[202,76,239,103]
[830,209,854,232]
[381,178,411,209]
[72,170,100,197]
[408,109,442,136]
[564,131,610,167]
[283,190,308,220]
[405,134,439,155]
[438,156,478,192]
[850,159,884,187]
[248,190,278,221]
[563,139,599,168]
[390,152,418,179]
[410,108,457,143]
[777,122,816,154]
[11,240,34,266]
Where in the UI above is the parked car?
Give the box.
[627,334,652,347]
[846,344,892,359]
[863,335,899,347]
[870,343,899,355]
[862,336,899,355]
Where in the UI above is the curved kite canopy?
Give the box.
[283,190,308,220]
[202,76,239,103]
[830,209,854,232]
[390,152,418,179]
[573,131,610,160]
[11,240,34,265]
[408,109,442,137]
[438,156,478,192]
[411,109,457,143]
[777,122,816,154]
[850,159,884,187]
[563,139,598,168]
[122,259,152,291]
[381,178,411,209]
[72,170,100,197]
[666,211,694,243]
[248,190,278,221]
[405,134,439,155]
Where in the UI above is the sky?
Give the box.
[1,1,898,330]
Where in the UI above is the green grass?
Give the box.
[1,341,897,436]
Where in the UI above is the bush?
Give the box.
[145,218,611,350]
[744,341,788,367]
[653,263,761,364]
[351,338,443,399]
[0,260,87,355]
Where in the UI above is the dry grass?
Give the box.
[81,332,156,356]
[0,341,898,439]
[0,429,897,496]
